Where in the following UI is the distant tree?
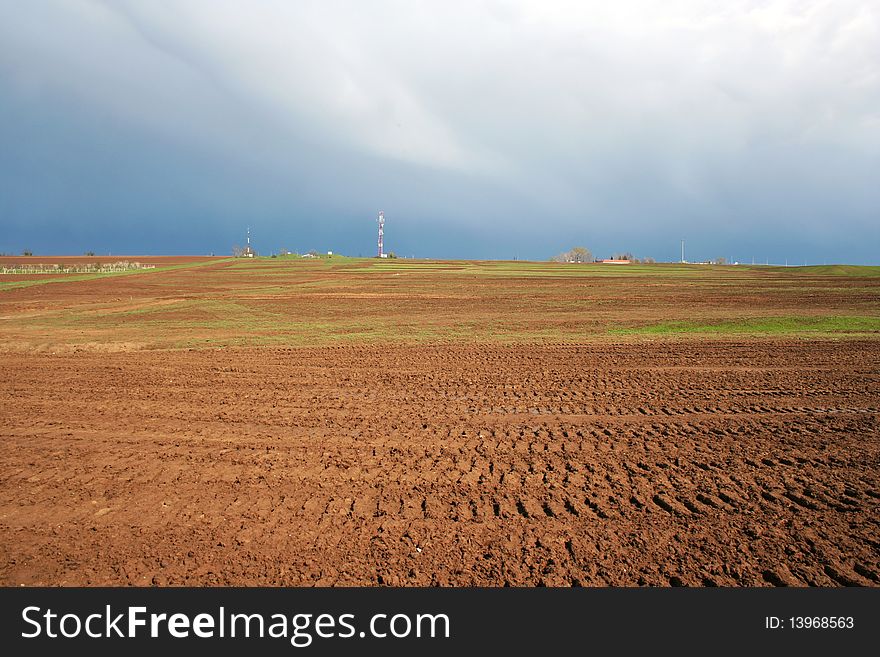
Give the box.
[612,252,635,261]
[714,257,727,265]
[642,256,656,264]
[84,251,95,256]
[22,249,33,256]
[569,246,591,263]
[308,249,318,257]
[550,246,592,263]
[232,244,244,257]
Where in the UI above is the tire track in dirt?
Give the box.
[0,340,878,586]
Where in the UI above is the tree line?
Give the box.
[550,247,655,264]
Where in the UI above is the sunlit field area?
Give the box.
[1,256,878,586]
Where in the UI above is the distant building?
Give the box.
[600,258,630,265]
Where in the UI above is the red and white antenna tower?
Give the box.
[377,210,385,258]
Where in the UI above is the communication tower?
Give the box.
[377,211,385,258]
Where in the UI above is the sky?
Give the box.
[1,0,878,263]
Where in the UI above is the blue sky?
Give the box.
[1,1,878,263]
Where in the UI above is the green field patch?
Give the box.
[767,265,880,277]
[610,315,880,336]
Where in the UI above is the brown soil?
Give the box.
[1,341,877,586]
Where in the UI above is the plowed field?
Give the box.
[1,258,878,585]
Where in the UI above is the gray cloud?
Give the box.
[1,0,878,262]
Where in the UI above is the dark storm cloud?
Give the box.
[1,1,878,262]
